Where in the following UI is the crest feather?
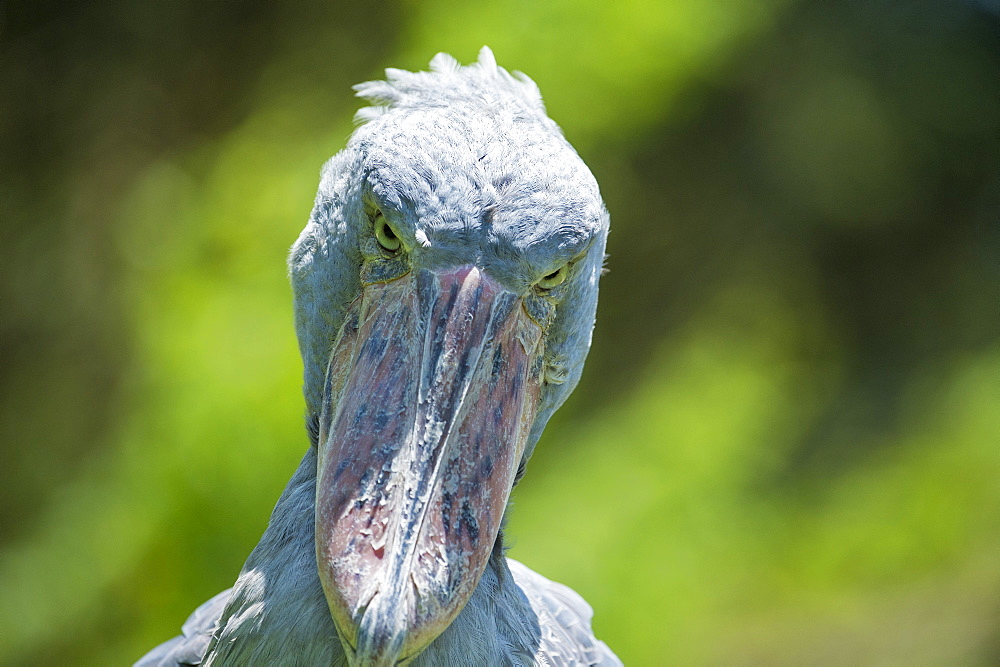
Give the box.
[476,45,497,70]
[353,46,546,124]
[429,51,461,73]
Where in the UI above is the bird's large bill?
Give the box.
[315,265,542,664]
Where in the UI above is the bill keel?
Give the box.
[316,266,542,663]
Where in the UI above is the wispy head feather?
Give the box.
[353,46,545,125]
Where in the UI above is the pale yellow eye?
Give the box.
[374,212,401,253]
[537,265,567,289]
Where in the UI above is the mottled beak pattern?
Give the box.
[315,266,543,664]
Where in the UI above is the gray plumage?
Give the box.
[138,47,618,666]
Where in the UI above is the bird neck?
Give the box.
[204,448,540,665]
[204,448,344,665]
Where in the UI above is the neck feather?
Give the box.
[204,449,543,665]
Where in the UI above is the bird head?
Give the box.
[288,47,608,665]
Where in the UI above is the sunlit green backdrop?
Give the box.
[2,1,998,664]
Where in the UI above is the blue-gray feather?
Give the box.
[295,46,607,464]
[138,47,617,666]
[139,452,621,665]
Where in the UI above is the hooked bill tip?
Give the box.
[353,588,411,666]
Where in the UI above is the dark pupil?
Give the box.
[382,222,396,240]
[544,270,559,281]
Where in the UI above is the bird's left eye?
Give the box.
[374,212,402,253]
[537,265,567,290]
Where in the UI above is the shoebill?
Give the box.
[137,47,619,666]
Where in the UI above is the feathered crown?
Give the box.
[352,46,547,125]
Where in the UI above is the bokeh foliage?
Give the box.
[2,1,998,664]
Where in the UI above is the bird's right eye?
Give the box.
[374,212,402,253]
[536,264,568,290]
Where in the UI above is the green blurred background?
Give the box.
[2,1,999,664]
